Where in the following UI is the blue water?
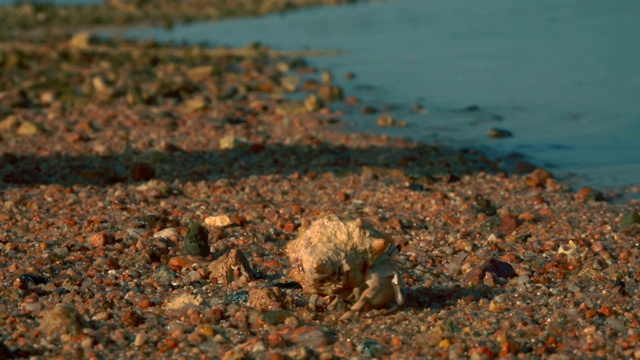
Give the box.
[6,0,639,192]
[121,0,640,192]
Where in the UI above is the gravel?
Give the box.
[1,1,640,358]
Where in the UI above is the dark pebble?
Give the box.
[620,212,640,232]
[182,222,210,256]
[131,162,155,181]
[462,258,517,286]
[261,310,292,325]
[225,290,249,304]
[19,273,48,285]
[497,214,518,234]
[0,341,10,360]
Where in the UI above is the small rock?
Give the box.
[317,84,343,101]
[576,187,604,202]
[134,332,147,347]
[69,31,91,49]
[181,97,207,112]
[304,94,323,112]
[224,290,249,304]
[204,215,233,228]
[0,115,18,131]
[487,128,513,138]
[197,323,216,337]
[131,162,155,182]
[558,241,580,261]
[186,65,214,82]
[249,287,285,310]
[0,341,10,359]
[182,222,210,257]
[154,228,180,241]
[362,105,378,114]
[605,317,626,333]
[462,258,517,286]
[524,168,553,187]
[251,340,267,353]
[357,339,388,358]
[261,310,292,325]
[19,273,48,286]
[620,212,640,232]
[377,114,407,127]
[497,214,518,234]
[17,121,41,136]
[284,326,333,348]
[122,310,145,327]
[92,76,114,101]
[208,249,254,286]
[165,293,202,310]
[39,304,88,338]
[483,271,497,287]
[87,231,114,247]
[321,70,333,84]
[219,134,248,150]
[151,265,176,286]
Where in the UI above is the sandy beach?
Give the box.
[1,1,640,358]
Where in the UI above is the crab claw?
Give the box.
[339,310,356,321]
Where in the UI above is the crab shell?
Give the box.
[286,214,394,296]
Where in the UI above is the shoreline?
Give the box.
[2,1,640,358]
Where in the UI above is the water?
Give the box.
[12,0,640,192]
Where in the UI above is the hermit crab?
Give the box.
[286,214,404,320]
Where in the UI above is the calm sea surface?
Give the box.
[5,0,640,192]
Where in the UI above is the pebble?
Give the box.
[219,134,248,150]
[134,332,147,347]
[122,310,145,327]
[620,211,640,232]
[0,115,18,131]
[377,114,407,127]
[18,273,48,286]
[357,339,387,357]
[151,266,176,286]
[497,214,518,234]
[284,316,300,329]
[204,215,233,228]
[197,323,216,337]
[249,287,285,310]
[154,227,180,240]
[0,342,10,359]
[304,94,323,112]
[261,310,292,325]
[87,231,114,247]
[462,257,517,286]
[605,317,626,333]
[487,127,513,138]
[284,326,333,348]
[317,84,343,101]
[165,293,203,310]
[525,168,553,187]
[208,249,254,286]
[131,162,156,181]
[17,121,41,136]
[252,341,267,353]
[182,222,210,256]
[39,304,87,338]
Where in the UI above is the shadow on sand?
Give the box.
[1,140,499,189]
